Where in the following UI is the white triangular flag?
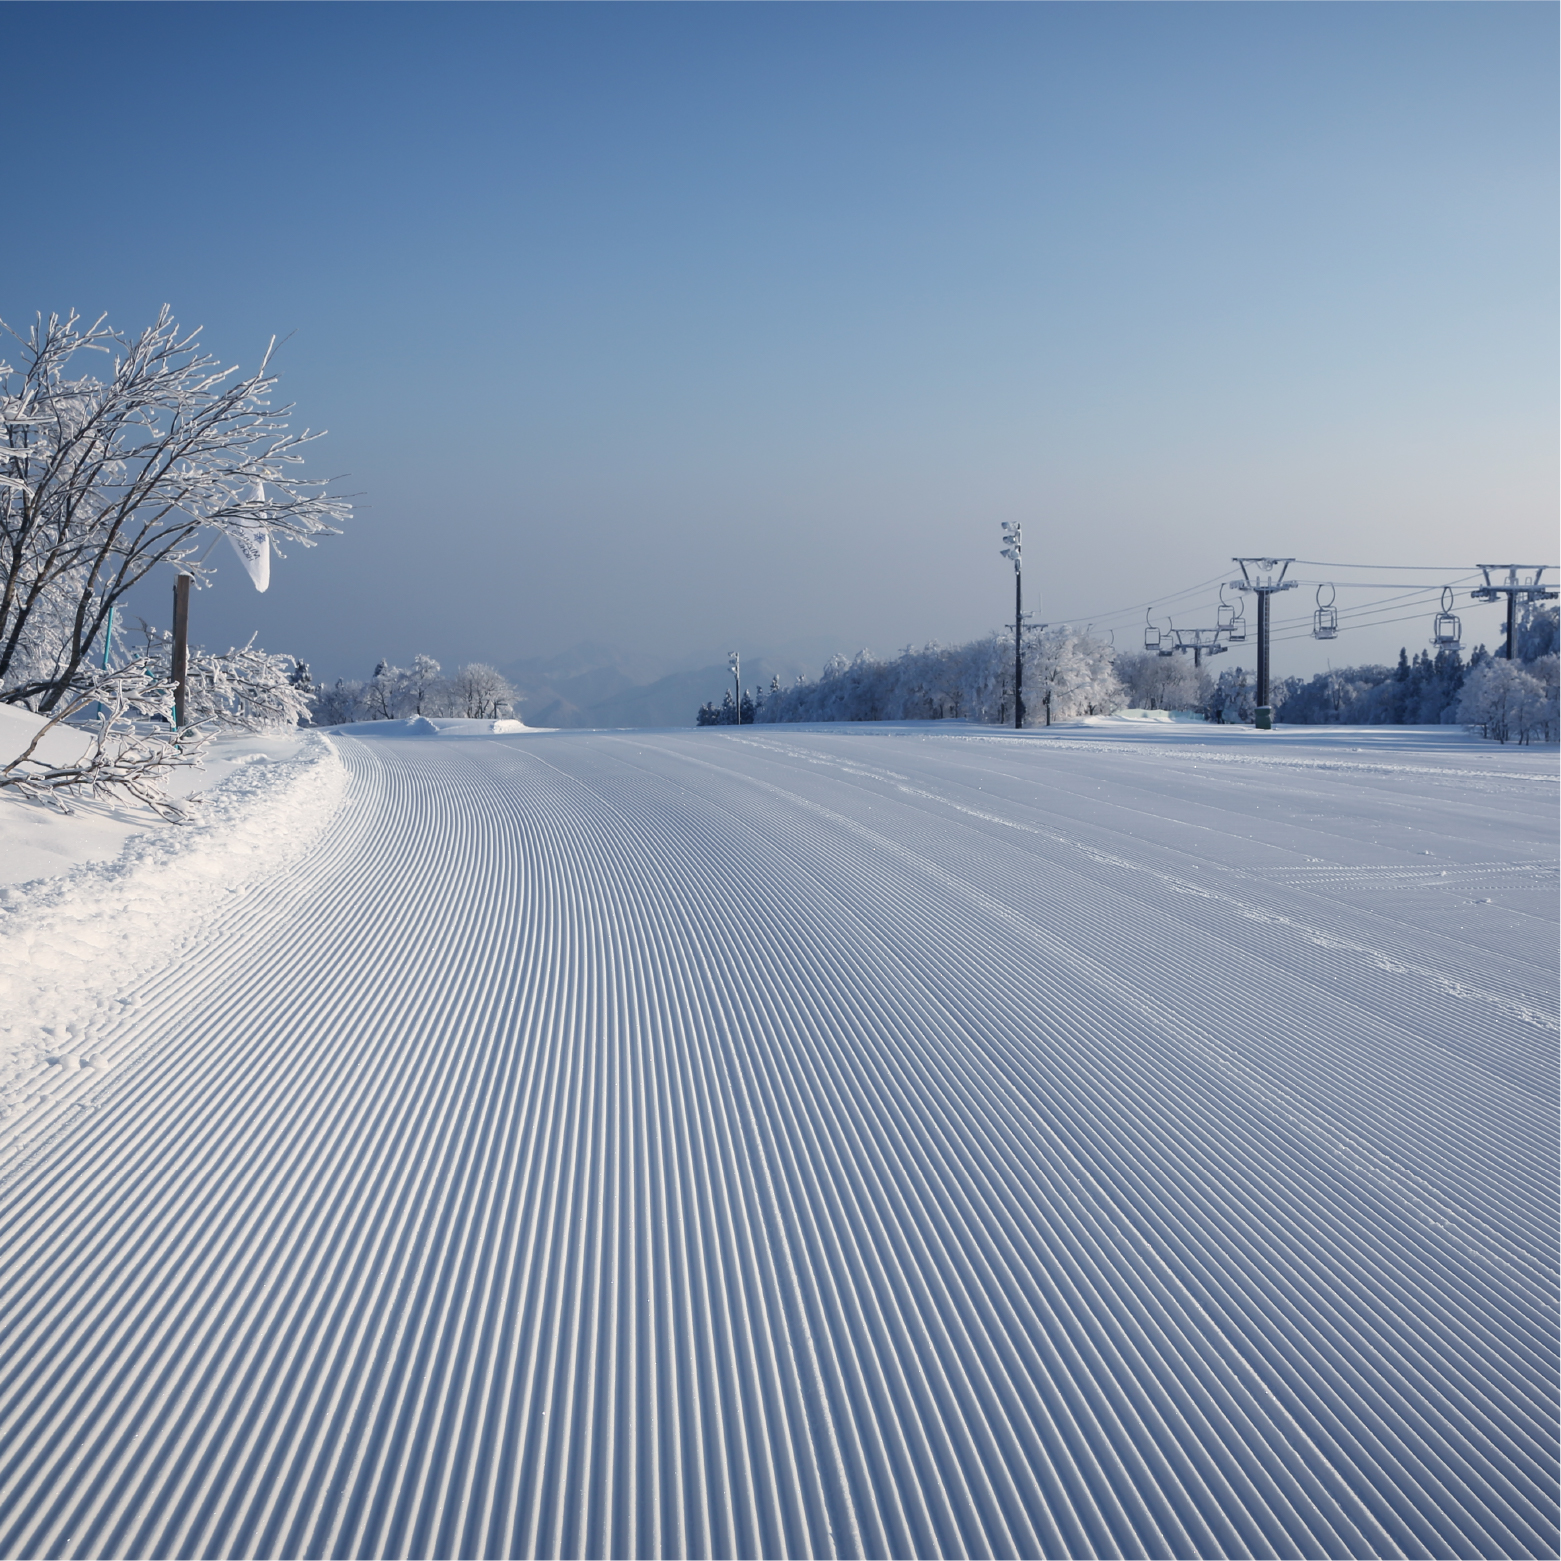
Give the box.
[226,481,270,592]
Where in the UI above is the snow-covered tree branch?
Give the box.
[0,658,209,818]
[0,307,350,712]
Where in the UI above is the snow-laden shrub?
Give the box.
[137,626,311,733]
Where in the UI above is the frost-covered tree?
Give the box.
[1506,601,1560,663]
[312,678,368,726]
[1116,651,1211,712]
[1530,654,1561,743]
[1026,627,1122,724]
[362,660,405,721]
[449,662,516,719]
[1206,666,1255,724]
[0,308,349,712]
[405,654,443,714]
[1458,656,1554,744]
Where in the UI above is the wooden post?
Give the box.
[172,573,192,728]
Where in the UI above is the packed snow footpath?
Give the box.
[0,716,1556,1560]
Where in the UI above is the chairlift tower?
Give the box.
[1168,626,1228,669]
[1230,558,1297,721]
[1470,566,1557,660]
[728,650,741,724]
[1000,522,1025,728]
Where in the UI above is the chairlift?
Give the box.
[1144,610,1163,653]
[1431,585,1462,649]
[1226,602,1247,643]
[1312,582,1338,641]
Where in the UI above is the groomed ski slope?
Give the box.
[2,721,1556,1561]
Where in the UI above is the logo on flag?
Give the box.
[226,481,271,592]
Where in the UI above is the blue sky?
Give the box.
[6,2,1556,683]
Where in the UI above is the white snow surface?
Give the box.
[0,720,1555,1559]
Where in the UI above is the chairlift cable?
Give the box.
[1291,559,1513,571]
[1269,606,1485,643]
[1054,572,1232,629]
[1287,576,1481,590]
[1269,587,1445,629]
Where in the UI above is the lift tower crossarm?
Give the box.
[1230,558,1297,717]
[1469,566,1559,660]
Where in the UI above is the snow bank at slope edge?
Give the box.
[0,732,347,1129]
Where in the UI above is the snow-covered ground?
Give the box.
[1,719,1555,1558]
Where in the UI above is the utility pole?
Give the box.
[1470,566,1557,659]
[728,650,741,725]
[1000,521,1024,729]
[171,573,192,729]
[1230,558,1296,729]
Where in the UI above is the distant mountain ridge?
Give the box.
[500,643,808,729]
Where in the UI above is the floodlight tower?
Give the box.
[1000,521,1024,729]
[1470,566,1558,660]
[1230,558,1297,726]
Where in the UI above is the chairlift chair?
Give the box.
[1217,583,1247,643]
[1431,586,1462,649]
[1144,611,1163,653]
[1312,583,1338,641]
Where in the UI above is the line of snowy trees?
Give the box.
[698,602,1559,743]
[701,628,1123,727]
[309,656,517,725]
[1261,604,1559,743]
